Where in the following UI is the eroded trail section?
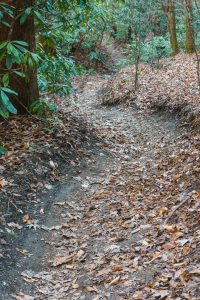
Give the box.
[5,77,200,299]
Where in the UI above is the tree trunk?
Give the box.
[0,0,39,114]
[185,0,195,53]
[167,0,179,56]
[110,25,117,38]
[127,25,132,41]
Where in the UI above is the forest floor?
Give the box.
[0,52,200,299]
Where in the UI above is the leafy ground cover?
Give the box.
[99,54,200,127]
[0,53,200,299]
[0,113,100,255]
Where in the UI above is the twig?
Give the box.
[163,194,191,226]
[7,199,23,214]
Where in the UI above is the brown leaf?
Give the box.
[190,267,200,276]
[157,207,168,217]
[51,255,72,267]
[7,222,22,230]
[22,214,30,223]
[16,248,29,256]
[65,264,74,269]
[16,292,34,300]
[86,286,97,292]
[72,283,80,289]
[77,249,85,260]
[0,177,7,188]
[111,265,123,272]
[109,276,120,285]
[131,291,144,299]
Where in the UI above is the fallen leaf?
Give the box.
[109,276,120,285]
[22,214,30,223]
[51,255,72,267]
[16,292,35,300]
[7,222,22,230]
[86,286,97,292]
[131,291,144,299]
[190,267,200,276]
[49,160,56,169]
[65,264,74,269]
[157,207,168,217]
[16,248,29,256]
[72,283,80,289]
[176,238,190,246]
[163,225,177,232]
[77,249,85,260]
[112,265,123,272]
[152,289,169,299]
[0,177,7,187]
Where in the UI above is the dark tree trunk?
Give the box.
[167,0,179,56]
[185,0,195,53]
[0,0,39,114]
[127,26,132,41]
[110,25,117,38]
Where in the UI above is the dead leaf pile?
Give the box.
[0,113,95,223]
[1,53,199,299]
[15,66,199,299]
[98,54,200,126]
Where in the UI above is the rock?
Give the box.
[105,244,121,253]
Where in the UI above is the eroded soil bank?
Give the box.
[0,73,199,299]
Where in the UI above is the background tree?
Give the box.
[185,0,195,53]
[167,0,179,55]
[0,0,200,118]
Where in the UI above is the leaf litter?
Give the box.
[0,54,200,299]
[99,54,200,127]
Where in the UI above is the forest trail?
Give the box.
[1,71,199,299]
[1,1,200,299]
[101,35,125,70]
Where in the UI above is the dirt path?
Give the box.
[101,35,125,70]
[1,75,199,299]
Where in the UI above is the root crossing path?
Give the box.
[2,76,199,300]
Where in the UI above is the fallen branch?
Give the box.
[163,194,191,226]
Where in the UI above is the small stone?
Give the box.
[105,244,121,253]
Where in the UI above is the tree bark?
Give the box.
[0,0,39,114]
[167,0,179,56]
[185,0,195,53]
[127,25,132,41]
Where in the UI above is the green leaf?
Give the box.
[20,13,27,24]
[1,87,18,95]
[0,90,17,114]
[0,146,7,155]
[14,44,28,53]
[46,102,57,112]
[2,73,9,87]
[7,43,19,57]
[27,56,34,67]
[30,52,40,63]
[14,71,26,78]
[19,7,33,24]
[0,102,9,118]
[34,11,44,23]
[1,21,10,27]
[6,55,13,68]
[13,40,28,47]
[0,41,8,50]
